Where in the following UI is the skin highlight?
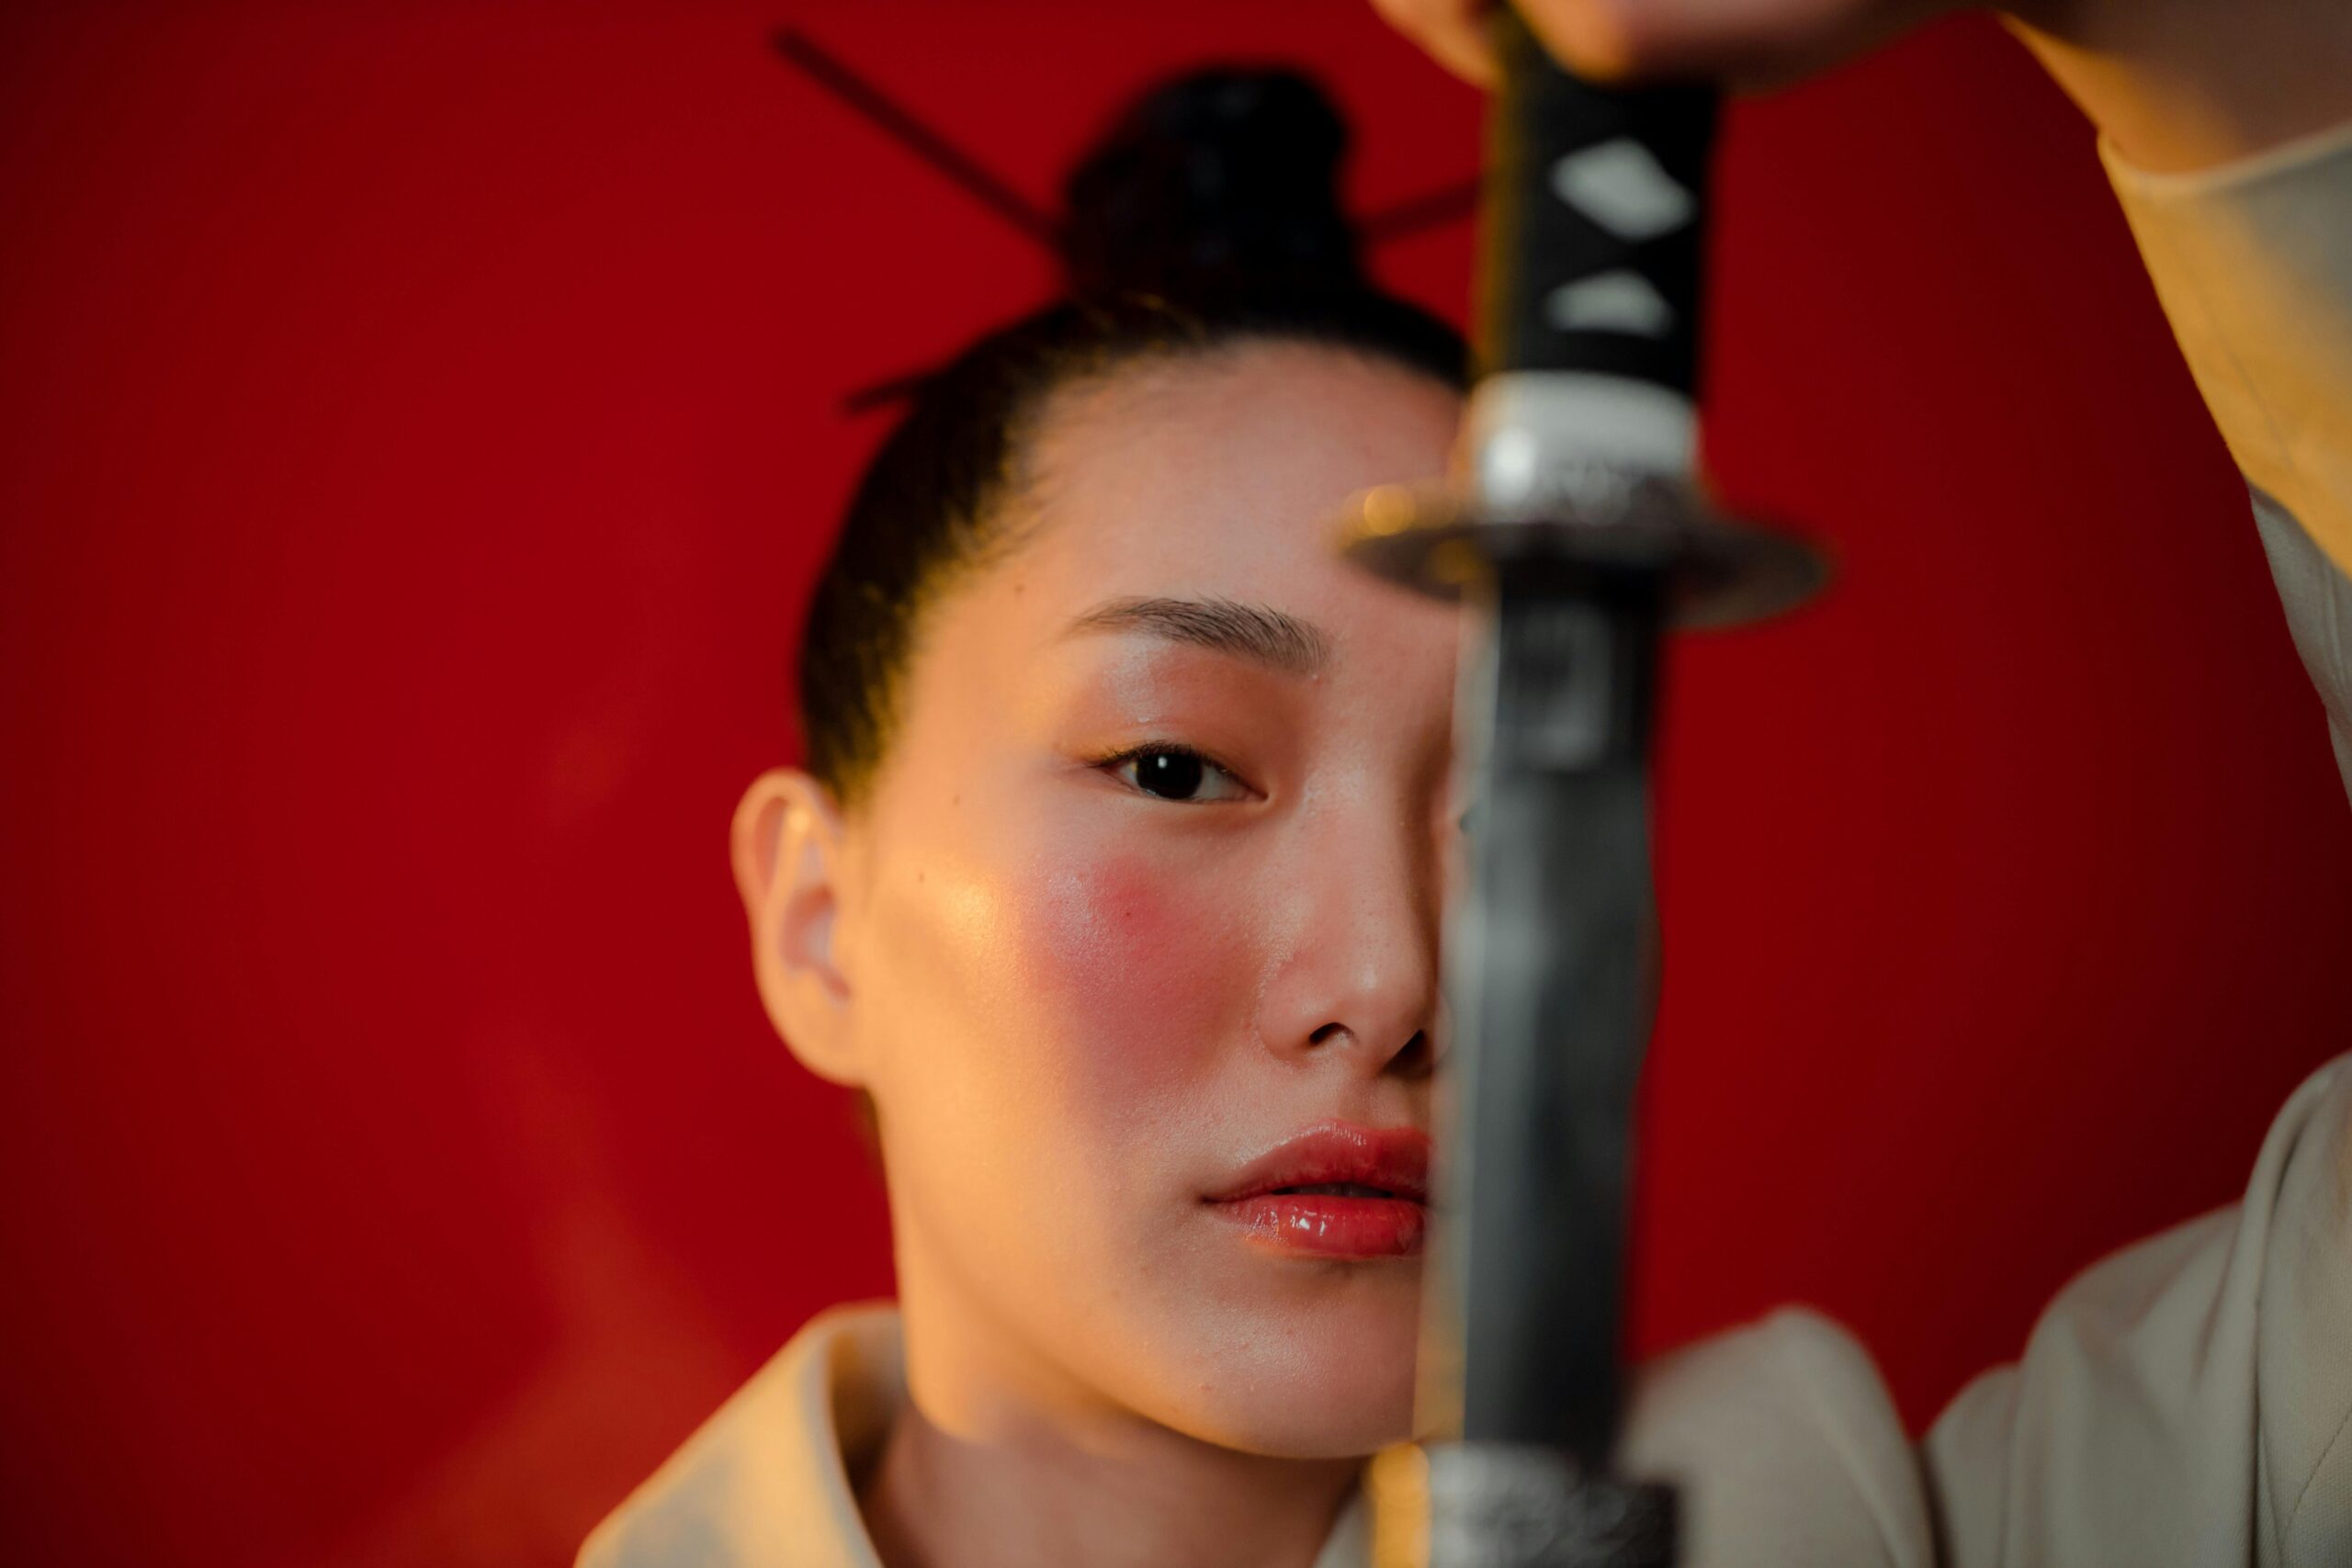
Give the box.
[734,342,1467,1568]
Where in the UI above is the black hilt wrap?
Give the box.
[1477,11,1717,396]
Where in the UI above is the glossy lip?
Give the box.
[1203,1122,1431,1260]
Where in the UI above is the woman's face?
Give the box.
[832,342,1463,1457]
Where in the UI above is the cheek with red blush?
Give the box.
[1014,846,1263,1110]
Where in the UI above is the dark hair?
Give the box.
[797,67,1467,805]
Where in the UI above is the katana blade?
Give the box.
[1447,573,1660,1461]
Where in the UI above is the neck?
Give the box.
[859,1268,1362,1568]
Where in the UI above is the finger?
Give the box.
[1370,0,1501,87]
[1516,0,1968,87]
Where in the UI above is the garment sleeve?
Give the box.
[1919,1058,2352,1567]
[2101,121,2352,806]
[1627,121,2352,1568]
[1620,1308,1934,1567]
[1917,121,2352,1568]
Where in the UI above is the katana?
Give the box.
[1341,12,1823,1567]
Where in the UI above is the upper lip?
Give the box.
[1204,1122,1430,1203]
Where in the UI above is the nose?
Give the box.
[1253,792,1443,1079]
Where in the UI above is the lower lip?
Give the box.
[1207,1194,1427,1258]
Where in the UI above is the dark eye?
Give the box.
[1109,746,1248,804]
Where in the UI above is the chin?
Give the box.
[1166,1282,1422,1459]
[1209,1356,1418,1459]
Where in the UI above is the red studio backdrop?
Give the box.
[3,3,2347,1564]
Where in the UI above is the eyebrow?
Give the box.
[1062,594,1331,675]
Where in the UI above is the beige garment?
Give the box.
[582,122,2352,1568]
[1623,1055,2352,1567]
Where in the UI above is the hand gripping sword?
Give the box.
[1340,13,1824,1568]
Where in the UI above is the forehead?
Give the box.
[1013,341,1461,607]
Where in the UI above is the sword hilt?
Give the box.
[1480,11,1714,398]
[1345,10,1820,625]
[1472,10,1715,517]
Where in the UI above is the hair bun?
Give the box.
[1060,67,1363,300]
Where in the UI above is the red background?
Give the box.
[4,4,2347,1564]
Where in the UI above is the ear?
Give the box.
[731,768,863,1087]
